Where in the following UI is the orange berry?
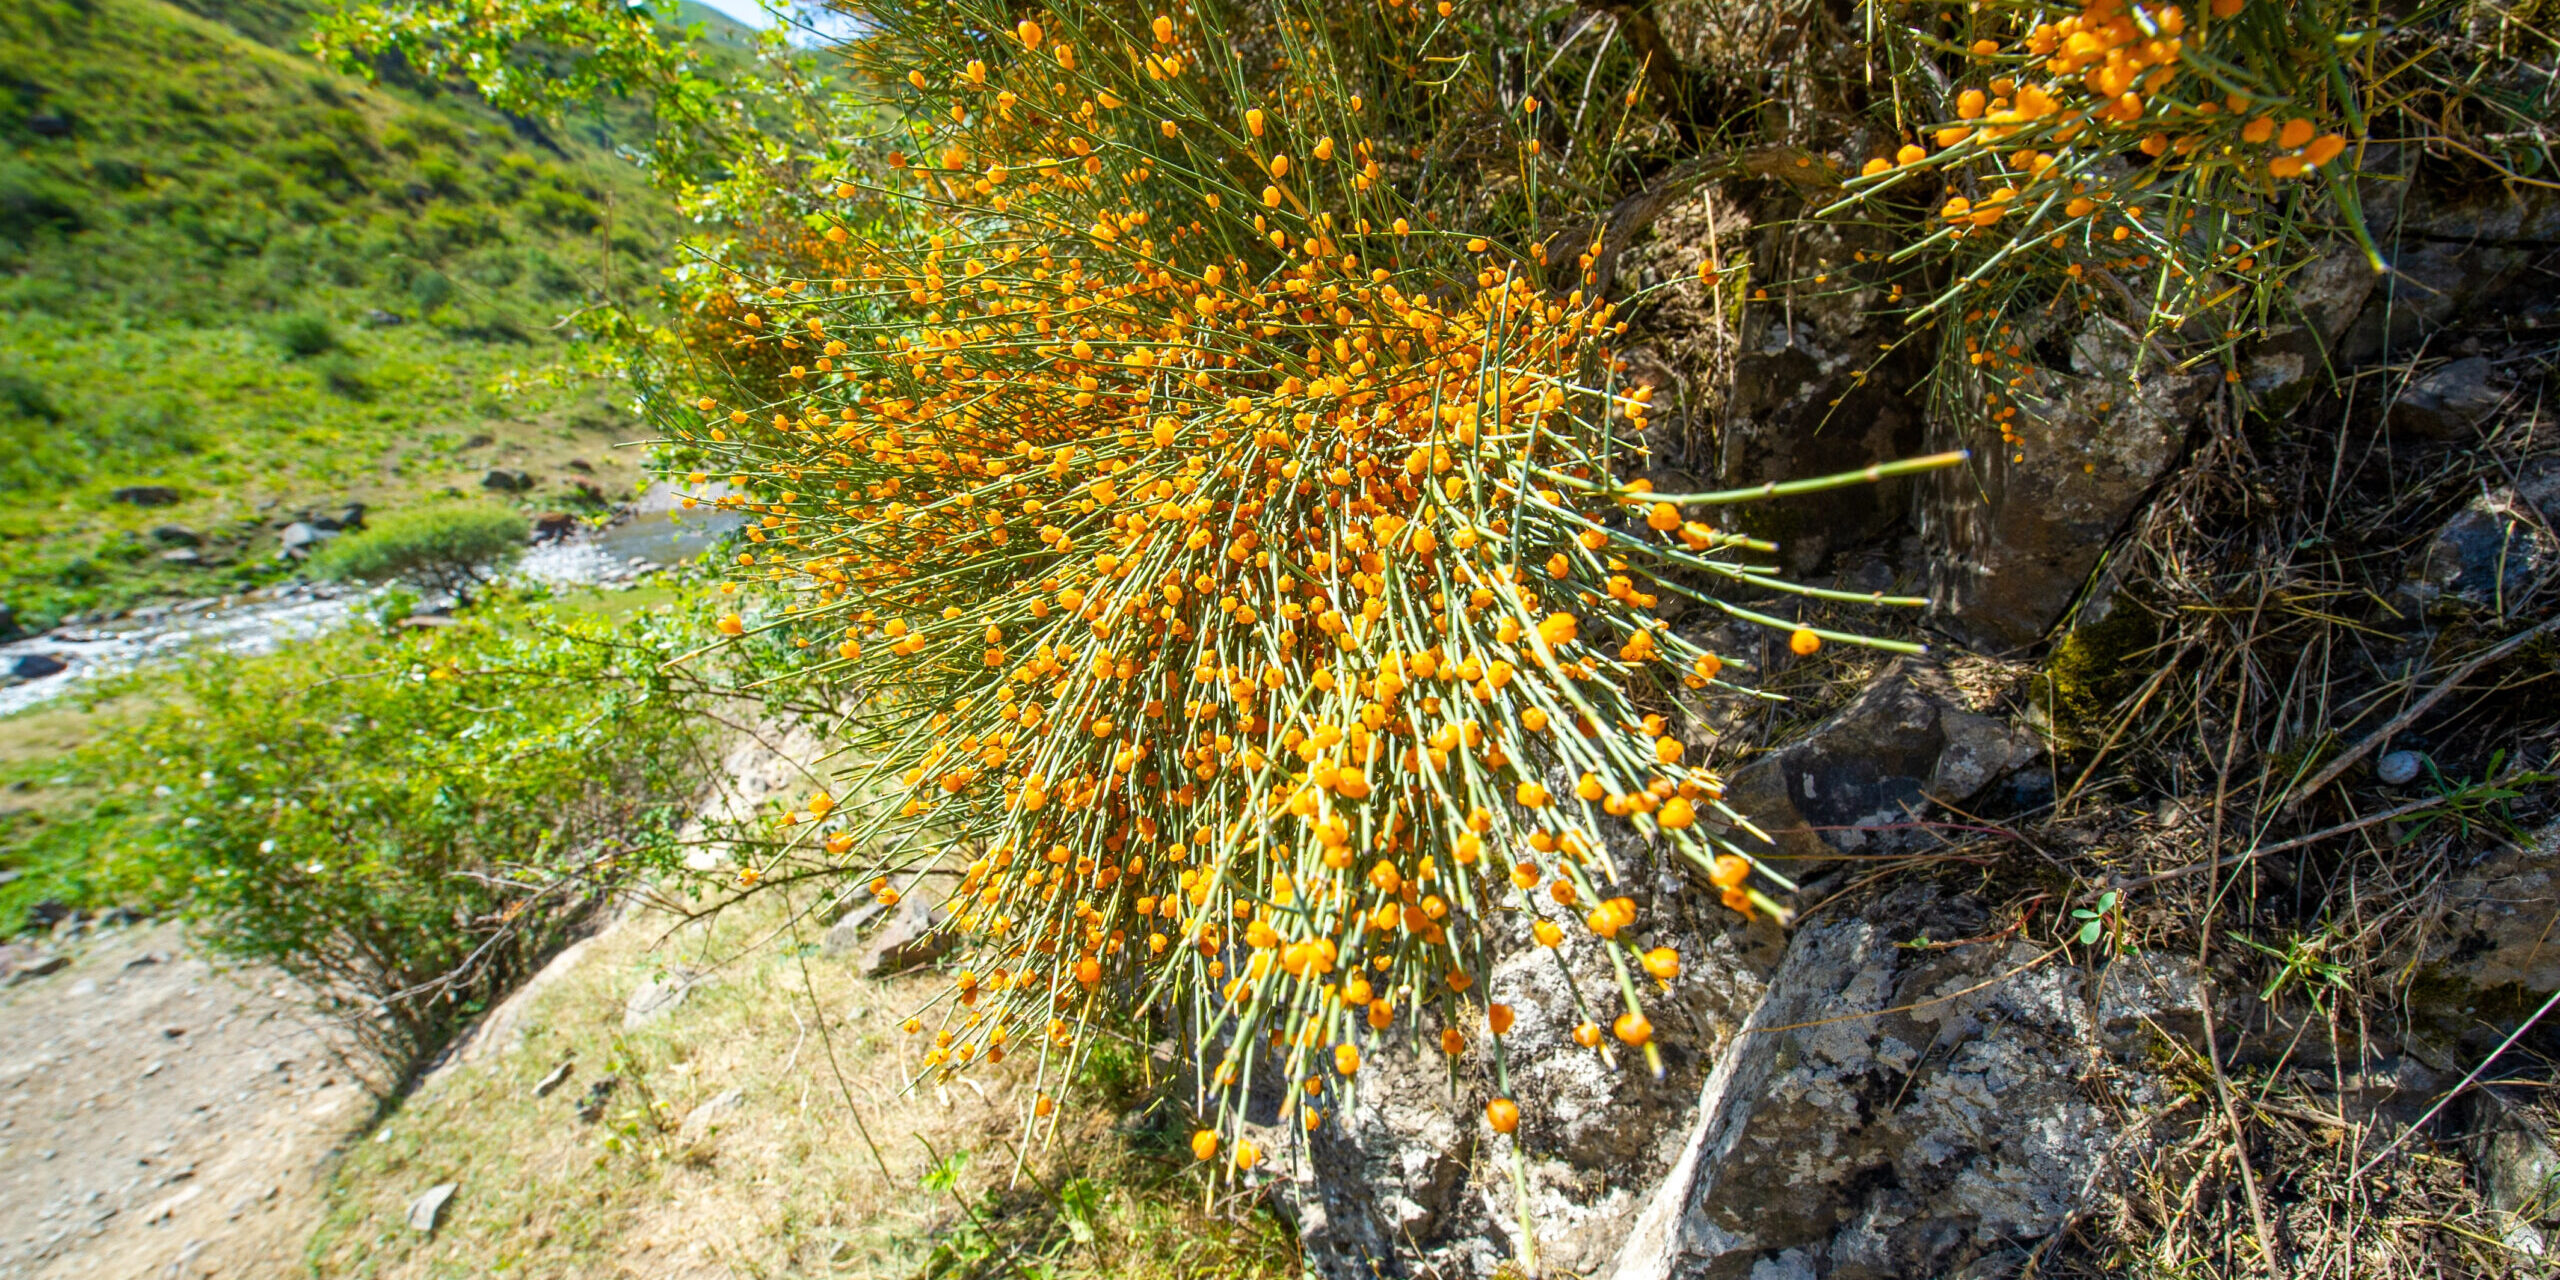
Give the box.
[1642,948,1681,980]
[1486,1098,1520,1133]
[1488,1003,1515,1035]
[1613,1011,1654,1046]
[1441,1027,1466,1055]
[1572,1021,1603,1048]
[1334,1043,1361,1075]
[1191,1129,1219,1161]
[1788,628,1821,656]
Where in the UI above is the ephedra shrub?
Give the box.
[310,0,2551,1234]
[649,0,1967,1191]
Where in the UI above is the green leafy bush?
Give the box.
[309,501,529,600]
[314,351,373,400]
[41,603,715,1076]
[273,311,337,358]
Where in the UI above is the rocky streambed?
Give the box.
[0,491,740,715]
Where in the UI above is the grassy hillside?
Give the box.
[0,0,714,626]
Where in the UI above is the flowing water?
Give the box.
[0,486,742,716]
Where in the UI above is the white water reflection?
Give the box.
[0,585,373,717]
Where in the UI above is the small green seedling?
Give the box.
[2073,891,2119,946]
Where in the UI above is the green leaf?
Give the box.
[922,1150,970,1192]
[2078,920,2103,945]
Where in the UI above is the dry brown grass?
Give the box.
[304,887,1297,1279]
[1945,326,2559,1275]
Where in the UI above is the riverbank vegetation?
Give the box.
[0,0,711,626]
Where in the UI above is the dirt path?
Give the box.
[0,922,365,1279]
[0,730,810,1280]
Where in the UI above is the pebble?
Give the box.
[2377,750,2426,785]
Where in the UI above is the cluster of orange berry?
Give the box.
[1834,0,2362,457]
[670,0,1949,1173]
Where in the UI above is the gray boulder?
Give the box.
[2388,356,2507,441]
[2335,178,2560,364]
[407,1182,457,1233]
[1610,889,2202,1279]
[278,521,336,557]
[852,893,955,977]
[2470,1090,2560,1255]
[1918,317,2212,652]
[678,1086,746,1142]
[819,896,893,957]
[1717,660,2041,879]
[2237,239,2382,412]
[622,967,710,1030]
[8,653,66,680]
[2409,822,2560,1045]
[2408,458,2559,608]
[1711,218,1930,576]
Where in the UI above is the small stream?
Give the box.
[0,487,742,717]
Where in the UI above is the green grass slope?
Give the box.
[0,0,686,625]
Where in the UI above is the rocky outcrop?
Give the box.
[1258,880,2214,1280]
[1256,858,1775,1278]
[1716,660,2041,879]
[2337,181,2560,366]
[1919,317,2214,652]
[1611,888,2201,1279]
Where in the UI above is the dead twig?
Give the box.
[2349,983,2560,1184]
[2284,613,2560,808]
[2199,988,2285,1276]
[2110,789,2468,892]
